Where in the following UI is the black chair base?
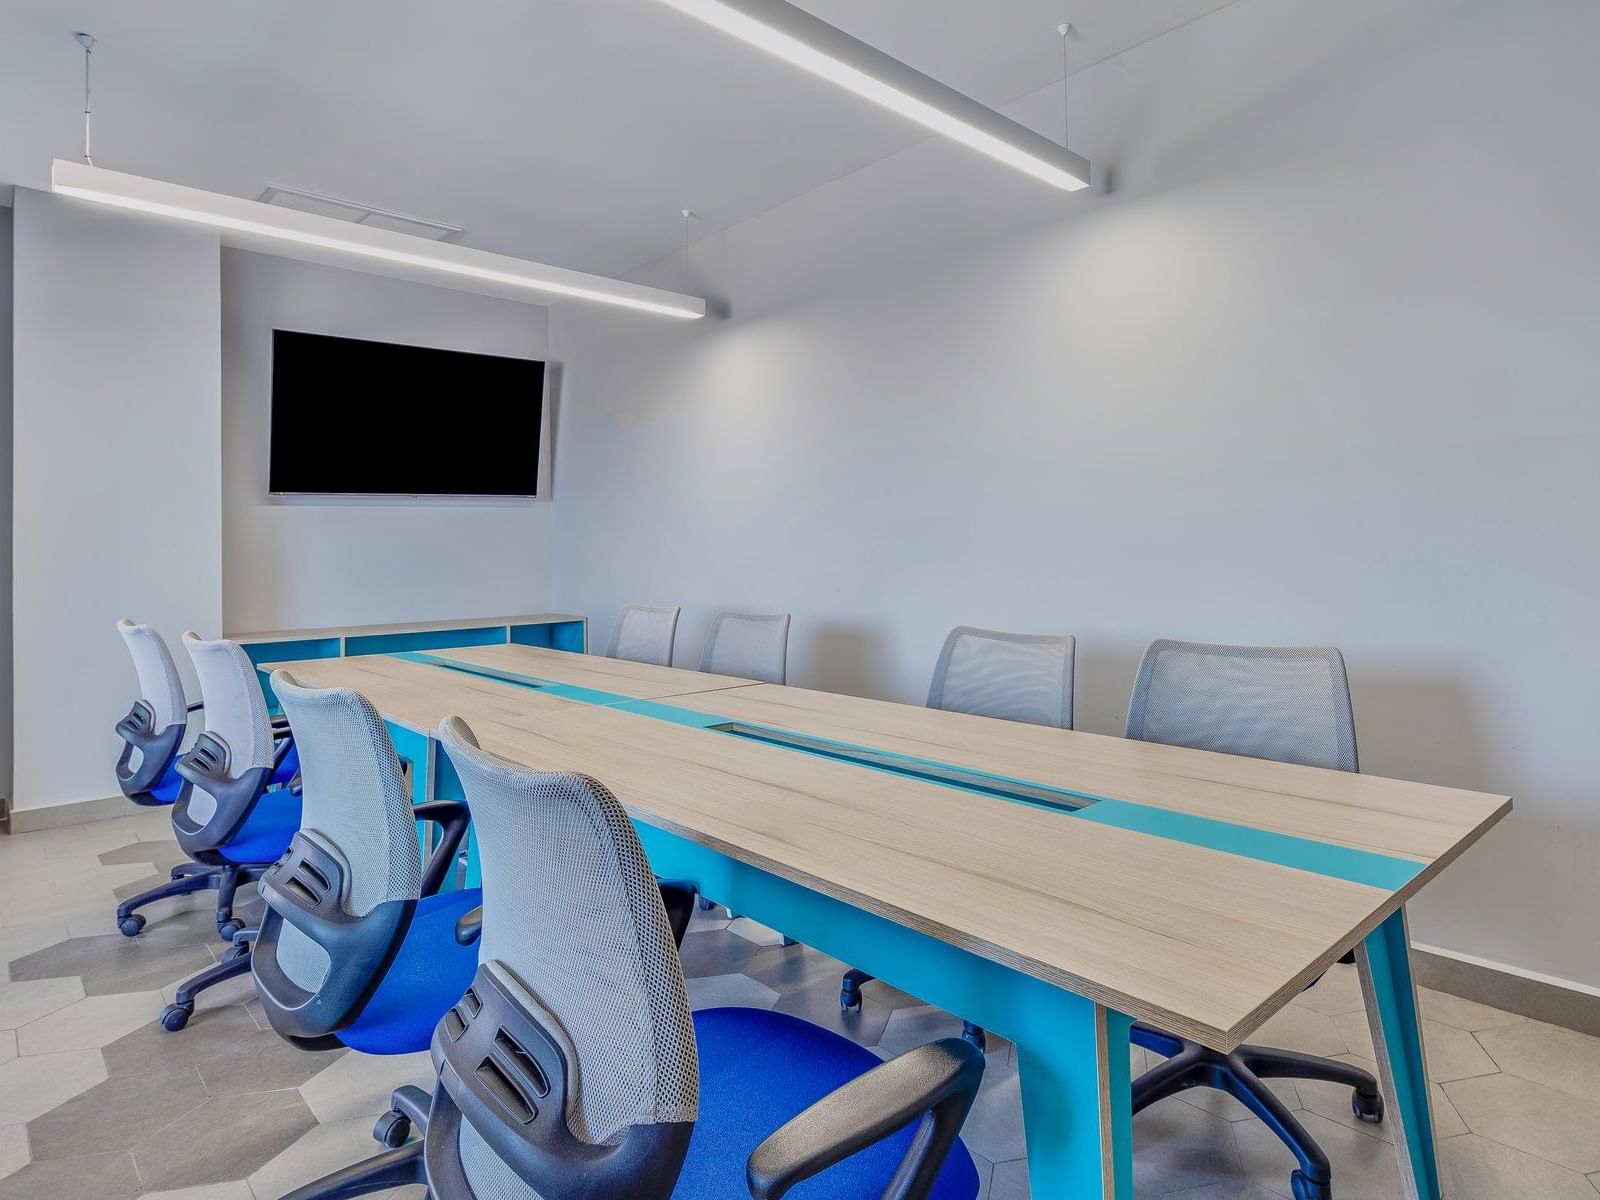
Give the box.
[372,1084,432,1149]
[1132,1022,1383,1200]
[160,938,254,1031]
[116,862,265,942]
[282,1142,424,1200]
[840,969,987,1051]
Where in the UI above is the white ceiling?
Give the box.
[0,0,1236,280]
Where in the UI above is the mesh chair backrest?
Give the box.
[1125,640,1358,772]
[927,626,1076,729]
[610,604,681,667]
[700,611,791,684]
[439,715,697,1167]
[182,633,276,824]
[268,672,425,992]
[116,619,187,732]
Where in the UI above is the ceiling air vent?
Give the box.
[255,184,464,242]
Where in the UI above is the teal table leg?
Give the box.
[388,723,434,865]
[1017,1000,1134,1199]
[1357,908,1441,1200]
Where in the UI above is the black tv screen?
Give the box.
[269,330,545,496]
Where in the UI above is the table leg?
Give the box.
[1016,997,1135,1200]
[1356,907,1442,1200]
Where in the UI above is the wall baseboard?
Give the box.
[3,793,129,834]
[1412,941,1600,1038]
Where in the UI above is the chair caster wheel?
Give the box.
[839,989,862,1013]
[1353,1090,1385,1123]
[217,920,244,942]
[160,1002,194,1032]
[697,897,716,912]
[1290,1170,1331,1200]
[118,914,146,938]
[373,1109,411,1148]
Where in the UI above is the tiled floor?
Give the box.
[1,810,1597,1199]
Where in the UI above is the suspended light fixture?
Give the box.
[652,0,1090,192]
[49,38,706,319]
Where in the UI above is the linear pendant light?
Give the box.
[51,159,707,319]
[654,0,1090,192]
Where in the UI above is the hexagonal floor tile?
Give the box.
[1440,1132,1600,1200]
[1294,1052,1466,1141]
[1332,1010,1497,1082]
[101,1000,257,1077]
[0,978,85,1030]
[0,1049,108,1126]
[1475,1019,1600,1101]
[8,935,213,998]
[129,1090,317,1192]
[297,1047,435,1124]
[0,1126,27,1182]
[686,973,779,1011]
[1233,1107,1400,1198]
[1443,1072,1600,1174]
[1292,964,1366,1017]
[0,1149,142,1200]
[1418,987,1526,1033]
[15,992,163,1055]
[193,1029,345,1097]
[1133,1096,1245,1197]
[1249,1004,1348,1059]
[25,1067,208,1161]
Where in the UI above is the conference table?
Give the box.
[263,641,1511,1200]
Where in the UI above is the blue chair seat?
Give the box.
[270,740,300,787]
[148,759,186,805]
[674,1007,980,1200]
[338,888,484,1055]
[218,786,303,865]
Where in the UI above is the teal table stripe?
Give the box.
[1075,799,1424,890]
[390,653,1424,891]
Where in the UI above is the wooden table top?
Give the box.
[432,643,762,702]
[263,652,1511,1051]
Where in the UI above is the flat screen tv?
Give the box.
[269,330,545,497]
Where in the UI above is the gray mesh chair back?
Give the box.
[264,672,425,993]
[117,619,187,735]
[700,611,792,684]
[927,626,1076,729]
[1125,640,1358,772]
[181,633,278,824]
[436,716,698,1195]
[610,604,682,667]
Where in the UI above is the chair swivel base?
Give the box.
[116,862,266,942]
[1132,1022,1383,1200]
[840,969,987,1051]
[160,937,254,1032]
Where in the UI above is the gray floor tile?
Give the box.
[986,1158,1029,1200]
[131,1090,316,1192]
[0,1150,142,1200]
[1233,1108,1400,1199]
[0,979,84,1031]
[1418,987,1527,1033]
[245,1115,397,1200]
[194,1030,345,1097]
[1476,1020,1600,1100]
[9,935,213,998]
[686,972,779,1011]
[102,1002,257,1077]
[0,1049,108,1126]
[1333,1010,1499,1083]
[1443,1072,1600,1173]
[1132,1099,1243,1197]
[296,1049,435,1124]
[0,1127,26,1182]
[770,975,893,1046]
[1440,1132,1600,1200]
[15,991,164,1055]
[25,1067,207,1160]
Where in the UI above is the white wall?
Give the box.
[550,0,1600,988]
[221,251,552,634]
[0,205,13,804]
[11,189,222,814]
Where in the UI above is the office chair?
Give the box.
[611,603,683,667]
[281,714,985,1200]
[842,626,1076,1050]
[701,610,792,684]
[252,670,481,1145]
[157,633,304,1031]
[1125,640,1384,1200]
[112,619,229,936]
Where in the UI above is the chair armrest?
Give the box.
[415,800,472,897]
[746,1037,984,1200]
[456,905,483,946]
